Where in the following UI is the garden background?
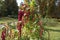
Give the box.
[0,0,60,40]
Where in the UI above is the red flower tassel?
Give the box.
[1,29,6,40]
[17,22,22,37]
[40,28,44,38]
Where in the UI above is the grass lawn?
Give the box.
[0,17,18,23]
[0,17,17,40]
[0,17,60,40]
[44,19,60,40]
[50,31,60,40]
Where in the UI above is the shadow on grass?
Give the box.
[45,28,60,32]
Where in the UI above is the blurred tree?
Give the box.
[36,0,58,18]
[47,0,56,18]
[4,0,18,17]
[55,0,60,18]
[0,0,6,17]
[36,0,47,18]
[0,0,3,17]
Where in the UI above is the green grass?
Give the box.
[0,17,17,40]
[0,17,60,40]
[43,30,60,40]
[50,31,60,40]
[0,17,18,23]
[43,18,60,40]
